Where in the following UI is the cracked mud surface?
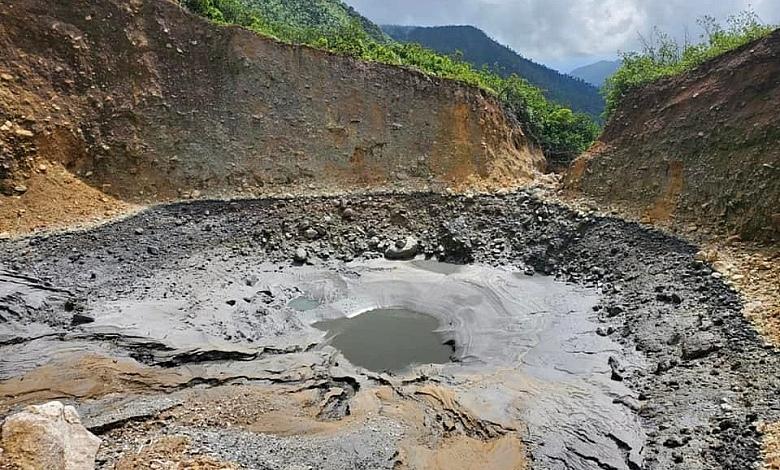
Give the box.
[1,191,778,469]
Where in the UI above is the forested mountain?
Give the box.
[383,25,605,119]
[570,60,620,87]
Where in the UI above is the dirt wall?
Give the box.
[0,0,543,232]
[565,30,780,243]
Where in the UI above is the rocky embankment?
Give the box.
[0,0,542,235]
[1,192,778,469]
[566,29,780,243]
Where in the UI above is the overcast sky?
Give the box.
[343,0,780,71]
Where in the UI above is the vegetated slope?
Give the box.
[0,0,543,235]
[383,25,605,119]
[240,0,387,42]
[566,29,780,243]
[570,60,620,87]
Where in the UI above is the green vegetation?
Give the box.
[604,10,776,117]
[180,0,599,162]
[384,25,605,120]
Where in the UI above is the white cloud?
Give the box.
[344,0,780,67]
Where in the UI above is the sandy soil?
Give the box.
[0,161,136,237]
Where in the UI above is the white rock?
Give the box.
[0,401,101,470]
[14,128,34,138]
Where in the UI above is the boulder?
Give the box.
[293,247,309,263]
[384,237,419,261]
[681,332,719,360]
[1,401,101,469]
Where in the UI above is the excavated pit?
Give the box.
[0,191,778,470]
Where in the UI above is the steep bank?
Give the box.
[0,0,542,235]
[565,29,780,243]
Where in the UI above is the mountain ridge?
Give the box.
[382,24,605,119]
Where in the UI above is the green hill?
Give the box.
[383,25,605,120]
[241,0,387,42]
[182,0,387,42]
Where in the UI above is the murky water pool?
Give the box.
[313,308,453,373]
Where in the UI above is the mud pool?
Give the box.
[313,308,453,373]
[1,193,777,470]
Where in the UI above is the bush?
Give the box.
[181,0,599,161]
[604,10,776,118]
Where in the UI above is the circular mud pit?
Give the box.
[0,192,778,470]
[313,307,454,373]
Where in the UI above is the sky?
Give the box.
[343,0,780,72]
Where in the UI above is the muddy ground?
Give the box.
[1,191,778,469]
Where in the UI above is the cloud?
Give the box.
[344,0,780,66]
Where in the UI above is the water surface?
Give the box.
[313,308,452,373]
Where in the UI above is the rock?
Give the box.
[384,237,419,261]
[606,305,624,317]
[681,332,719,360]
[663,435,689,448]
[596,326,615,337]
[146,246,159,256]
[0,401,101,470]
[0,73,13,81]
[608,356,624,381]
[293,247,308,263]
[12,184,27,194]
[14,128,34,138]
[71,313,95,326]
[134,228,144,235]
[304,228,318,240]
[342,208,356,221]
[656,292,683,304]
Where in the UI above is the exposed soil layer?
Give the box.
[1,192,778,469]
[565,29,780,243]
[0,0,542,236]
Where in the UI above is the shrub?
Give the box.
[604,10,776,118]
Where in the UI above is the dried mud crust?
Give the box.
[1,191,778,470]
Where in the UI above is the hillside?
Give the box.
[239,0,387,42]
[570,60,620,87]
[383,25,605,119]
[0,0,543,235]
[565,29,780,243]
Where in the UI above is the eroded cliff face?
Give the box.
[0,0,543,234]
[565,30,780,243]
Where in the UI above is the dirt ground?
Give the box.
[0,160,136,237]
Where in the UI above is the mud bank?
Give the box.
[1,192,778,469]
